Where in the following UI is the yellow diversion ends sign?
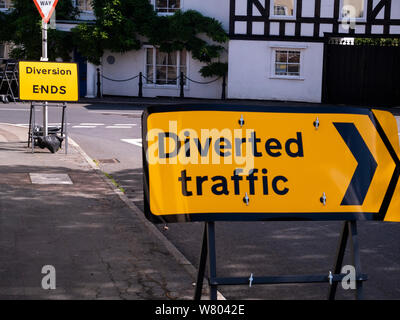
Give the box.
[19,61,78,102]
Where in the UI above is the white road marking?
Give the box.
[88,111,143,115]
[113,124,137,126]
[80,123,105,126]
[106,125,134,129]
[121,138,142,147]
[72,125,97,128]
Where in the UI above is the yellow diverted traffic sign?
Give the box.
[19,61,78,102]
[142,105,400,223]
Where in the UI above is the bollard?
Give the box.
[138,72,143,98]
[221,74,226,100]
[180,72,184,98]
[96,68,101,98]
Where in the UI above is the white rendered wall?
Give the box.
[227,40,324,103]
[101,0,230,99]
[101,49,226,99]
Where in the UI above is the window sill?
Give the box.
[269,15,296,21]
[270,75,305,81]
[337,18,367,23]
[156,11,180,16]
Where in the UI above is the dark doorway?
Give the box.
[323,38,400,107]
[74,50,87,98]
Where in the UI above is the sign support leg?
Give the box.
[328,220,364,300]
[328,221,349,300]
[28,102,33,147]
[349,220,363,300]
[194,223,208,300]
[194,221,366,300]
[194,222,218,300]
[207,222,218,300]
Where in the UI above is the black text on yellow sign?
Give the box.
[142,106,400,223]
[19,61,79,102]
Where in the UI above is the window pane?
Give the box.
[180,49,187,66]
[156,0,180,12]
[168,52,177,65]
[288,51,300,63]
[156,51,168,65]
[146,66,154,84]
[288,64,300,75]
[0,44,4,59]
[275,63,287,75]
[156,66,167,84]
[170,0,180,10]
[146,48,153,64]
[0,0,13,9]
[167,66,177,84]
[273,0,294,16]
[276,51,288,63]
[77,0,92,11]
[342,0,364,18]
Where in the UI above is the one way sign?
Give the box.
[33,0,58,23]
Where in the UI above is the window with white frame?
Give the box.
[271,0,295,18]
[0,0,13,10]
[154,0,181,14]
[145,47,187,86]
[74,0,93,12]
[273,49,301,77]
[341,0,366,20]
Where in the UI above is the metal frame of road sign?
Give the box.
[194,220,368,300]
[142,104,400,224]
[27,102,68,154]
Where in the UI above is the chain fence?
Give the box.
[97,68,226,100]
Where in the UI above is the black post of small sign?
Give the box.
[194,220,367,300]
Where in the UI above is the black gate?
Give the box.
[323,39,400,107]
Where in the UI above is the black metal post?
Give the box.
[194,223,209,300]
[349,220,363,300]
[207,222,218,300]
[96,68,101,98]
[138,72,143,98]
[328,221,349,300]
[180,72,184,98]
[27,102,33,147]
[61,103,65,138]
[221,74,226,100]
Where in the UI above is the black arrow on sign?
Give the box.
[333,122,377,206]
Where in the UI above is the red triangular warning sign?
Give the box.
[33,0,59,24]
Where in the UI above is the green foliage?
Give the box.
[0,0,229,78]
[73,0,156,65]
[354,37,400,46]
[73,1,229,77]
[0,0,78,61]
[200,62,228,78]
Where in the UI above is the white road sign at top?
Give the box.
[33,0,59,23]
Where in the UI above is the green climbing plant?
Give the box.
[73,0,229,78]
